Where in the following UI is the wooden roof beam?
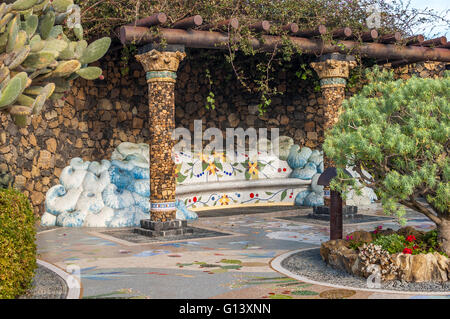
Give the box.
[248,20,270,32]
[129,13,167,27]
[295,25,327,37]
[404,35,425,45]
[199,18,239,31]
[360,29,378,42]
[331,27,352,39]
[378,32,402,44]
[172,15,203,29]
[119,26,450,62]
[282,23,299,34]
[413,36,447,47]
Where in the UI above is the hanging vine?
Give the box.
[74,0,449,114]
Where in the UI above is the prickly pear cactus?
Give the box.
[0,0,111,127]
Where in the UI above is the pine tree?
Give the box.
[324,67,450,255]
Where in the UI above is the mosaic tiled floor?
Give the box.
[98,226,237,244]
[277,213,394,225]
[36,204,449,299]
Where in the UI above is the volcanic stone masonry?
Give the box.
[0,44,445,217]
[135,46,186,222]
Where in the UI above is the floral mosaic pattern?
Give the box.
[173,151,292,184]
[182,188,300,209]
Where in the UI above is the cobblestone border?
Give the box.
[270,248,450,296]
[37,259,82,299]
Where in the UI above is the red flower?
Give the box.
[403,248,412,254]
[377,226,383,230]
[406,235,416,242]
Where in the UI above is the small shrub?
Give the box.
[413,230,448,257]
[0,188,36,299]
[346,239,365,250]
[372,234,406,254]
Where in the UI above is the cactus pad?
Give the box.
[52,0,74,13]
[9,105,32,127]
[44,39,68,53]
[16,93,35,106]
[12,0,39,11]
[51,60,81,77]
[0,67,10,84]
[79,37,111,64]
[0,0,110,126]
[6,15,20,53]
[0,72,28,109]
[38,10,55,40]
[24,14,38,36]
[6,45,31,69]
[23,51,56,69]
[76,66,102,80]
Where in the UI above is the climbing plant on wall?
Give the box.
[73,0,448,114]
[0,0,111,127]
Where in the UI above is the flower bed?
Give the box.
[320,226,450,283]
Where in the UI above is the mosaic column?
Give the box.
[135,45,186,222]
[311,54,357,169]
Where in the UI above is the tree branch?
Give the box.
[400,198,442,225]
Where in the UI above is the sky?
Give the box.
[402,0,449,37]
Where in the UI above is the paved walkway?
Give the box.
[36,205,449,299]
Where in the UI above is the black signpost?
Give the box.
[317,167,352,240]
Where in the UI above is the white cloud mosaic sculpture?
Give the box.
[41,143,198,227]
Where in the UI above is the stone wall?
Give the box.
[0,46,446,216]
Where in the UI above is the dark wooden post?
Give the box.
[330,190,343,240]
[318,167,351,240]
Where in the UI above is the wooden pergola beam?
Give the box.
[332,27,352,39]
[119,26,450,62]
[249,20,270,32]
[295,25,327,37]
[172,15,203,29]
[282,23,299,34]
[405,35,425,45]
[199,18,239,31]
[360,29,378,42]
[129,13,167,27]
[413,36,447,47]
[379,32,402,44]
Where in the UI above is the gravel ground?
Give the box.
[19,264,68,299]
[277,214,394,225]
[282,248,450,293]
[35,224,58,233]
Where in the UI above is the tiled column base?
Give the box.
[150,201,176,222]
[134,219,194,237]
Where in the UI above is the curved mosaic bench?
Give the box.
[41,140,376,227]
[177,178,311,210]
